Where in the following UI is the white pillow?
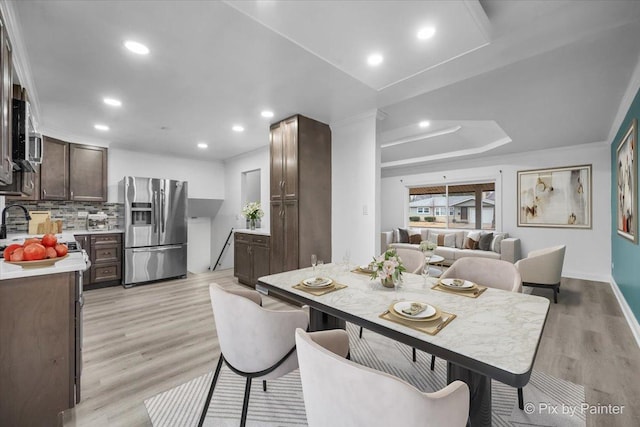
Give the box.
[443,234,456,248]
[428,233,439,245]
[491,232,508,253]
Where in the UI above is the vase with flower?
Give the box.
[370,248,406,288]
[242,202,264,230]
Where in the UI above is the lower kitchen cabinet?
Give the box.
[234,232,270,287]
[76,232,122,288]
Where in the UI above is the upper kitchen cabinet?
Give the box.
[0,14,12,185]
[40,136,69,200]
[40,137,108,201]
[69,144,107,201]
[270,115,331,274]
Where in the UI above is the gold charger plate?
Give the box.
[388,301,442,322]
[5,254,69,269]
[438,279,478,292]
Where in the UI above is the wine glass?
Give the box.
[343,249,351,271]
[393,274,404,301]
[422,256,432,285]
[317,260,324,276]
[311,254,317,272]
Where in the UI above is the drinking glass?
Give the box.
[317,260,324,276]
[422,256,432,285]
[393,274,404,301]
[342,249,351,271]
[311,254,317,272]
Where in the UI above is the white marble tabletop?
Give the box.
[258,263,550,386]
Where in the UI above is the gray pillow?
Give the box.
[398,228,409,243]
[479,232,493,251]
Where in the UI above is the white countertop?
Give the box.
[0,229,124,246]
[234,228,270,236]
[0,252,88,280]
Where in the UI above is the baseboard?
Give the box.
[562,270,610,283]
[610,276,640,349]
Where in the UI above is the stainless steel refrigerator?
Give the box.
[121,176,188,286]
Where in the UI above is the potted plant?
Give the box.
[242,202,264,230]
[370,248,406,288]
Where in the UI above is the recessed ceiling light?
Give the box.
[124,40,149,55]
[103,97,122,107]
[367,53,384,66]
[261,110,274,118]
[419,121,431,128]
[417,27,436,40]
[197,142,208,149]
[232,125,245,132]
[94,124,109,131]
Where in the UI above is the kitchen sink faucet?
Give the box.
[0,205,31,239]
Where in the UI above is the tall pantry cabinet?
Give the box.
[270,115,331,274]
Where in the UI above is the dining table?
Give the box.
[258,263,550,427]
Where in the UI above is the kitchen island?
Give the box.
[0,252,88,426]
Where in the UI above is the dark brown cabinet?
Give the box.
[40,136,69,200]
[0,271,81,426]
[0,14,12,185]
[69,144,107,201]
[41,137,108,201]
[270,115,331,274]
[234,232,270,287]
[76,233,122,287]
[2,163,39,199]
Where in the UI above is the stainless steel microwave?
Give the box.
[12,99,43,172]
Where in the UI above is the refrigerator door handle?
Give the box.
[161,188,166,233]
[132,245,184,253]
[152,190,158,232]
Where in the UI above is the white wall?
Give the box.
[331,112,379,266]
[381,142,611,282]
[212,147,270,270]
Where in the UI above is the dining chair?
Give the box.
[296,329,470,427]
[199,283,350,427]
[439,257,525,409]
[515,245,566,303]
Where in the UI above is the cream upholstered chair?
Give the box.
[439,257,525,409]
[199,284,349,427]
[296,329,470,427]
[394,247,426,273]
[515,245,566,303]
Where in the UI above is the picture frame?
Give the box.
[517,164,592,229]
[616,118,638,243]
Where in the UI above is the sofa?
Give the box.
[381,228,521,265]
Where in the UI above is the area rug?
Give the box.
[145,324,585,427]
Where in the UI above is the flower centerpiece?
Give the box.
[370,248,406,288]
[419,240,437,254]
[242,202,264,230]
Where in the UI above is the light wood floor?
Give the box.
[62,271,640,427]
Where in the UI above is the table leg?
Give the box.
[447,362,492,427]
[308,307,346,331]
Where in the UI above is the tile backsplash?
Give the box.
[4,200,124,233]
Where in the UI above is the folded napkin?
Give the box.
[401,302,426,316]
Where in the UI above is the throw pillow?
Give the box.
[479,232,493,251]
[463,231,481,250]
[437,234,445,246]
[491,233,508,253]
[443,233,456,248]
[428,233,439,245]
[398,228,409,243]
[409,233,422,244]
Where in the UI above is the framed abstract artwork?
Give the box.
[616,118,638,243]
[518,164,592,228]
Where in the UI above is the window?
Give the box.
[408,182,495,230]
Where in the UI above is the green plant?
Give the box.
[409,216,420,221]
[370,248,406,282]
[425,216,436,222]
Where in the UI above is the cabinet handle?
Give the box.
[280,180,285,190]
[70,190,74,199]
[4,156,12,169]
[43,189,47,197]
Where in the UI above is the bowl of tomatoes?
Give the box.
[3,233,69,268]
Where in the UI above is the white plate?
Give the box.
[392,301,436,319]
[302,277,333,288]
[439,278,474,289]
[359,264,374,272]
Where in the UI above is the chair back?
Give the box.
[393,247,425,274]
[516,245,566,284]
[295,329,469,427]
[209,283,308,376]
[441,257,522,292]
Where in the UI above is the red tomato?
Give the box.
[3,243,22,260]
[23,243,46,261]
[54,244,69,257]
[45,247,58,259]
[42,234,58,248]
[11,247,25,261]
[23,238,42,247]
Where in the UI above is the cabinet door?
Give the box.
[40,136,69,200]
[234,235,251,284]
[252,244,270,286]
[0,20,12,185]
[270,201,284,274]
[283,200,299,272]
[270,122,284,201]
[282,117,298,200]
[69,144,107,201]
